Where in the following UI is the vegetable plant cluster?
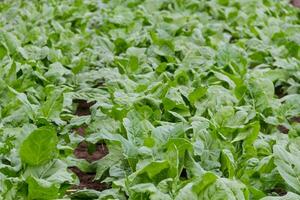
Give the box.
[0,0,300,199]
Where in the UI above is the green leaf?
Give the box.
[23,159,75,185]
[188,87,207,104]
[192,172,218,194]
[0,31,21,55]
[152,123,185,146]
[26,176,59,200]
[40,88,64,121]
[0,43,8,59]
[261,192,300,200]
[20,127,58,166]
[130,183,172,200]
[232,121,260,146]
[175,172,217,200]
[129,160,170,181]
[273,140,300,193]
[123,110,153,146]
[95,144,124,180]
[220,149,236,178]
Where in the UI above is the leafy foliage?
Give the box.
[0,0,300,199]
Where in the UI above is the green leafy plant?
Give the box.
[0,0,300,199]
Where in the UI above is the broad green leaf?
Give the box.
[26,176,59,200]
[20,127,58,166]
[40,88,64,121]
[95,144,124,180]
[273,140,300,193]
[130,183,172,200]
[232,121,260,146]
[23,159,75,185]
[128,160,170,182]
[198,178,249,200]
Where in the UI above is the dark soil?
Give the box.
[75,126,86,136]
[291,116,300,123]
[269,187,287,196]
[277,116,300,134]
[69,167,108,191]
[70,99,109,191]
[74,142,108,163]
[277,125,289,134]
[74,99,96,116]
[71,143,108,191]
[274,85,286,98]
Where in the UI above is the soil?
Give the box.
[292,0,300,7]
[274,85,286,99]
[69,167,108,191]
[269,187,287,196]
[70,99,109,191]
[74,99,96,116]
[277,125,289,134]
[291,116,300,123]
[74,142,108,163]
[75,126,86,136]
[277,117,300,134]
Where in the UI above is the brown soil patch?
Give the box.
[69,167,108,191]
[277,125,289,134]
[70,142,109,191]
[292,0,300,7]
[291,116,300,123]
[69,99,110,192]
[75,126,86,136]
[74,142,108,163]
[74,99,96,116]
